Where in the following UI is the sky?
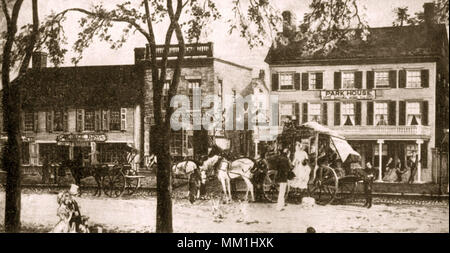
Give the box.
[2,0,443,79]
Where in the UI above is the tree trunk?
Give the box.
[154,127,173,233]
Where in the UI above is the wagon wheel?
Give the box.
[263,170,279,203]
[125,177,140,195]
[308,166,338,205]
[103,169,125,198]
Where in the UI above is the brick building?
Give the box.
[265,4,449,184]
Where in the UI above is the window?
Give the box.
[84,110,95,131]
[280,103,294,125]
[308,103,321,123]
[39,144,69,164]
[342,72,355,89]
[375,102,388,126]
[24,112,34,132]
[162,81,170,105]
[342,103,355,126]
[406,102,421,125]
[110,109,121,131]
[406,70,421,88]
[53,111,64,131]
[98,143,127,163]
[188,80,201,109]
[21,143,30,165]
[309,73,317,90]
[279,73,294,90]
[375,71,389,88]
[170,131,183,156]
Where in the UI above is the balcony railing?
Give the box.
[329,125,432,138]
[146,42,213,59]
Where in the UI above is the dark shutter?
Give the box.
[399,70,406,88]
[322,103,328,125]
[46,111,53,133]
[388,101,396,125]
[389,70,397,88]
[367,71,374,89]
[301,73,309,90]
[355,71,363,88]
[294,73,301,90]
[20,112,25,132]
[316,72,323,89]
[334,102,340,126]
[421,69,429,88]
[367,102,374,126]
[399,101,406,125]
[33,112,39,133]
[421,101,428,126]
[334,72,341,89]
[95,110,101,131]
[271,73,279,91]
[63,110,68,132]
[294,103,300,125]
[302,103,308,123]
[421,141,428,168]
[355,102,361,125]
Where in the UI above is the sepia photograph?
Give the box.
[0,0,448,238]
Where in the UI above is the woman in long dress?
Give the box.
[289,142,311,191]
[51,191,75,233]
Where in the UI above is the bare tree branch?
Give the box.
[1,0,11,25]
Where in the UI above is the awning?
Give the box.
[301,122,345,139]
[330,136,361,163]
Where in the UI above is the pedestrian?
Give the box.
[395,158,407,182]
[288,142,311,198]
[67,184,89,233]
[276,148,292,211]
[383,157,397,182]
[407,152,419,184]
[362,162,376,208]
[253,151,271,203]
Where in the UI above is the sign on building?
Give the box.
[321,89,375,100]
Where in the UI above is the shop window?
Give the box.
[375,71,389,88]
[24,112,34,132]
[342,103,355,126]
[39,143,69,164]
[21,142,30,165]
[84,110,95,131]
[308,103,321,123]
[406,102,421,126]
[97,143,127,164]
[279,73,294,90]
[406,144,418,157]
[406,70,421,88]
[110,109,121,131]
[375,102,388,126]
[342,72,355,89]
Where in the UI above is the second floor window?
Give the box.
[406,102,421,125]
[342,103,355,126]
[375,71,389,88]
[84,110,95,131]
[375,102,388,126]
[279,73,294,90]
[110,109,121,131]
[24,112,34,132]
[309,73,317,90]
[342,72,355,89]
[188,80,201,110]
[53,111,64,131]
[406,70,421,88]
[308,103,321,123]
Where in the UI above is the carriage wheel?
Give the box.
[103,170,125,198]
[125,177,140,195]
[308,166,338,205]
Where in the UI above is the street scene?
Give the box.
[0,0,449,233]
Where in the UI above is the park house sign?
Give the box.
[321,89,375,100]
[56,133,107,143]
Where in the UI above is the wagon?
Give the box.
[264,121,362,205]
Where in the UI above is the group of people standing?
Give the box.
[382,152,419,183]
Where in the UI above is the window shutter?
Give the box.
[399,70,406,88]
[334,102,340,126]
[334,72,341,89]
[20,112,25,132]
[121,108,127,131]
[421,101,428,126]
[76,109,84,132]
[355,71,363,88]
[355,102,361,126]
[367,102,374,126]
[421,141,428,168]
[33,112,39,133]
[301,73,309,90]
[95,110,101,131]
[302,103,308,123]
[322,103,328,125]
[399,101,406,125]
[294,73,301,90]
[63,110,68,132]
[271,73,279,91]
[102,110,110,131]
[294,103,300,126]
[421,69,429,88]
[388,101,396,125]
[366,71,374,89]
[316,73,323,89]
[389,70,397,88]
[46,111,53,133]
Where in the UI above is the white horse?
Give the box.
[201,155,256,203]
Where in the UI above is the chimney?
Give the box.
[134,47,146,64]
[423,2,435,26]
[32,51,47,69]
[259,69,265,80]
[282,10,297,38]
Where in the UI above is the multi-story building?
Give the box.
[0,53,143,172]
[135,43,253,160]
[265,3,449,184]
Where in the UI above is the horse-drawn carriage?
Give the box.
[265,121,363,205]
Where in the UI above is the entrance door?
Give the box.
[73,146,91,166]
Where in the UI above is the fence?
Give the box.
[432,148,449,194]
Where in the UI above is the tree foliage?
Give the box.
[393,0,449,26]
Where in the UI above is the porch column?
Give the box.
[254,140,259,159]
[416,139,423,183]
[376,139,384,182]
